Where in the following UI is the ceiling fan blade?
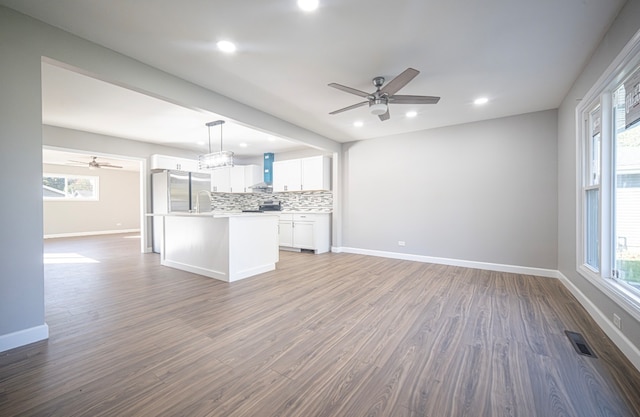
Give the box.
[99,163,123,169]
[380,68,420,96]
[378,109,390,121]
[389,95,440,104]
[329,101,369,115]
[328,83,370,98]
[68,160,88,164]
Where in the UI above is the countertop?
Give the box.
[146,211,280,218]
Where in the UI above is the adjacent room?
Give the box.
[1,1,640,416]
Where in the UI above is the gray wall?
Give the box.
[558,0,640,353]
[342,110,558,269]
[0,7,46,346]
[43,163,140,237]
[0,5,338,352]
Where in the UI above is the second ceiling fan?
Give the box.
[328,67,440,121]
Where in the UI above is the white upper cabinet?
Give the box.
[273,156,331,192]
[211,167,231,192]
[301,156,330,191]
[211,164,262,193]
[273,159,302,192]
[229,166,246,193]
[150,154,200,172]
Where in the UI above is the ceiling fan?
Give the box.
[67,156,123,169]
[328,67,440,121]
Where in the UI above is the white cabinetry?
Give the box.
[211,168,231,192]
[150,154,200,172]
[278,213,330,254]
[211,164,262,193]
[273,156,330,192]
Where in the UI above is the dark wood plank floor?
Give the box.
[1,233,640,416]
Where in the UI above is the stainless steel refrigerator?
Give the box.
[151,170,211,253]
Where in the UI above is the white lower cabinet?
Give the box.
[278,213,330,254]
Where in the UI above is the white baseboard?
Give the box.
[0,324,49,353]
[333,246,558,278]
[557,272,640,372]
[331,245,640,371]
[44,229,140,239]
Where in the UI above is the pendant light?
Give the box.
[198,120,234,170]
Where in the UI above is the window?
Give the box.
[577,33,640,317]
[43,173,99,200]
[613,82,640,293]
[584,106,601,271]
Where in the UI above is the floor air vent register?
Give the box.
[565,330,597,358]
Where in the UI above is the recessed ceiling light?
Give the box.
[474,97,489,105]
[297,0,319,12]
[406,111,418,118]
[239,143,248,148]
[217,40,237,53]
[267,137,276,142]
[353,121,363,127]
[197,141,205,146]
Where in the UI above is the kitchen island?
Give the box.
[149,212,279,282]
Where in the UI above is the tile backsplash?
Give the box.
[210,190,333,212]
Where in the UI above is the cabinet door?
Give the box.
[229,166,245,193]
[181,158,200,172]
[301,156,331,191]
[279,221,294,247]
[151,154,200,172]
[244,165,262,189]
[211,167,230,192]
[293,221,315,249]
[273,160,302,192]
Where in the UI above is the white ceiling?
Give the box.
[1,0,627,153]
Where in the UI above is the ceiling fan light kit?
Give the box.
[369,100,388,116]
[328,67,440,121]
[199,120,234,170]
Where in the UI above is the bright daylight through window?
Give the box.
[613,81,640,292]
[43,174,99,200]
[579,50,640,310]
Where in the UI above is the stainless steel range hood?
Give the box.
[248,182,273,193]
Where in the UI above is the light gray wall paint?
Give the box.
[0,5,338,350]
[342,110,558,269]
[0,7,45,340]
[43,163,140,236]
[44,124,209,248]
[557,0,640,351]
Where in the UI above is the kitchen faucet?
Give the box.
[195,190,212,213]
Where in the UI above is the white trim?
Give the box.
[557,272,640,372]
[578,264,640,322]
[0,324,49,353]
[334,246,559,278]
[43,229,140,239]
[330,246,640,371]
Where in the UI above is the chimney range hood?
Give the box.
[249,152,274,193]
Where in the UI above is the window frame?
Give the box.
[576,28,640,322]
[43,172,100,201]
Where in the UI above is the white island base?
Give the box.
[157,213,279,282]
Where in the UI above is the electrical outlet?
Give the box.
[613,313,622,330]
[398,241,406,247]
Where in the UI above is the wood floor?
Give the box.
[1,233,640,416]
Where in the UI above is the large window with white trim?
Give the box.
[578,33,640,315]
[43,173,99,201]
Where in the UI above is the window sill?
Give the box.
[578,264,640,322]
